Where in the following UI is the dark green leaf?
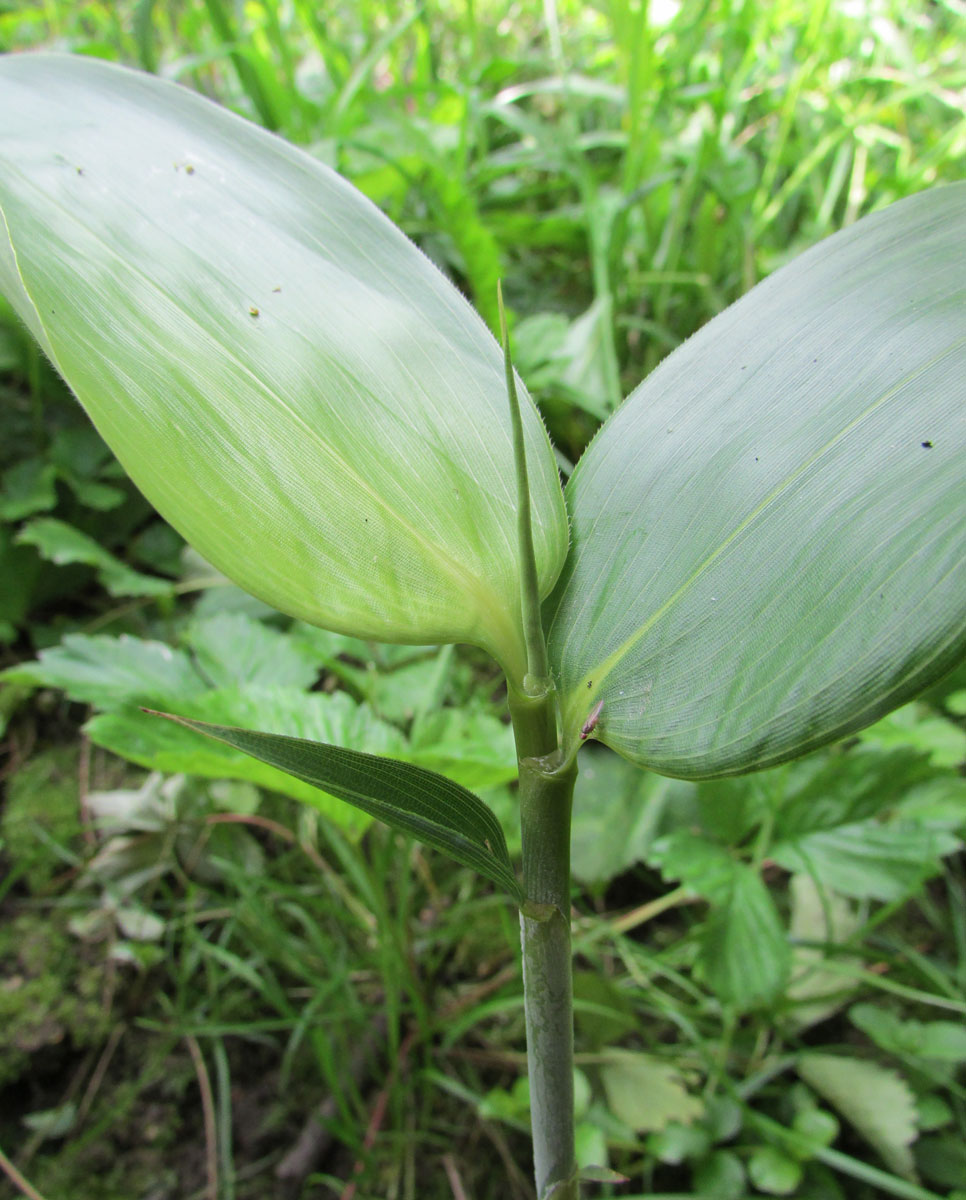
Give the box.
[147,709,523,901]
[17,517,173,597]
[700,863,791,1009]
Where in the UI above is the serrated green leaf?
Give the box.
[185,612,322,691]
[772,820,960,901]
[146,708,523,900]
[0,457,57,520]
[0,632,206,709]
[850,1004,966,1063]
[17,517,172,597]
[407,707,518,790]
[700,863,791,1010]
[772,748,936,840]
[545,184,966,777]
[858,704,966,769]
[599,1051,703,1133]
[693,1149,746,1199]
[0,54,568,683]
[648,830,737,901]
[798,1053,919,1180]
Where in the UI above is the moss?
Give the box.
[0,910,110,1087]
[2,743,83,893]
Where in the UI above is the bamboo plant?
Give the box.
[1,54,964,1199]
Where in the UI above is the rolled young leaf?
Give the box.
[147,710,524,902]
[0,54,568,686]
[545,184,966,777]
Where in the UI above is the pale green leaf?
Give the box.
[545,184,966,776]
[850,1004,966,1063]
[785,873,862,1031]
[0,632,205,709]
[147,708,523,900]
[747,1146,802,1195]
[599,1051,703,1132]
[797,1053,919,1180]
[0,54,568,683]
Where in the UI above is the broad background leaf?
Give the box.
[545,184,966,776]
[0,54,568,682]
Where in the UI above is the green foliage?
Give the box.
[797,1054,919,1180]
[1,743,82,893]
[155,710,523,901]
[0,910,112,1087]
[1,3,965,1197]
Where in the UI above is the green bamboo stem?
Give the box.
[510,686,579,1200]
[500,280,579,1198]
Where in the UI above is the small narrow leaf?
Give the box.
[147,711,523,902]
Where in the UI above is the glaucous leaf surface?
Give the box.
[0,54,568,684]
[150,711,523,901]
[546,184,966,776]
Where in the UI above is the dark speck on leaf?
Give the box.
[921,441,933,449]
[587,680,593,689]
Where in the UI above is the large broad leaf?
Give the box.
[545,185,966,776]
[0,54,568,685]
[147,711,523,902]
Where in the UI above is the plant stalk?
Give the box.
[501,279,579,1197]
[510,686,579,1200]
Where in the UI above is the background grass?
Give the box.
[1,1,966,1198]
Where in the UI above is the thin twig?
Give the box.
[606,885,693,936]
[442,1153,469,1200]
[0,1145,51,1200]
[186,1035,219,1200]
